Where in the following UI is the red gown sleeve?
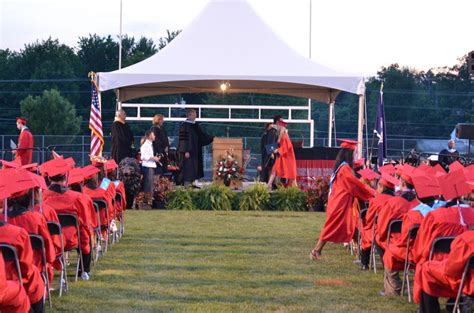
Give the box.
[338,165,375,201]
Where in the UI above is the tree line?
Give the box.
[0,31,472,142]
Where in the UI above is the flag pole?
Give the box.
[308,0,313,147]
[118,0,123,70]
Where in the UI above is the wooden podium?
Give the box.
[212,138,243,187]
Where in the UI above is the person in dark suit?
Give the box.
[438,140,460,171]
[150,114,170,175]
[258,115,281,183]
[110,110,134,164]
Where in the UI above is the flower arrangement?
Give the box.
[215,149,244,186]
[153,176,173,202]
[305,176,330,211]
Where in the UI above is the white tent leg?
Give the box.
[328,102,334,147]
[357,94,365,159]
[309,120,314,148]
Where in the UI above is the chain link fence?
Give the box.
[1,135,471,178]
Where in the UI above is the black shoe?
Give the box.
[360,264,369,271]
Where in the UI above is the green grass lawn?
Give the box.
[51,211,416,312]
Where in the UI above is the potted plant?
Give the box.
[153,176,173,209]
[305,176,330,212]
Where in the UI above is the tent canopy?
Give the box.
[97,0,365,103]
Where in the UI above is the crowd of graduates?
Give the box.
[311,139,474,313]
[0,155,127,313]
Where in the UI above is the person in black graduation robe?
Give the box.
[438,139,460,171]
[259,122,278,182]
[150,114,170,174]
[178,109,214,185]
[110,110,134,164]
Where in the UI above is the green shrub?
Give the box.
[200,184,234,211]
[271,187,306,211]
[238,183,270,211]
[165,188,194,210]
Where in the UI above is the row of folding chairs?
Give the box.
[355,208,473,311]
[0,192,125,309]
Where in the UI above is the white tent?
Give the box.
[97,0,367,153]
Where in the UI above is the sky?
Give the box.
[0,0,472,75]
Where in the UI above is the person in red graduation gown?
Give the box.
[267,120,297,188]
[0,221,45,313]
[417,230,474,313]
[105,159,127,217]
[6,190,56,286]
[383,167,445,273]
[359,171,394,270]
[310,139,375,260]
[413,170,474,303]
[14,117,34,166]
[68,167,98,231]
[40,158,92,280]
[82,165,114,236]
[0,250,30,313]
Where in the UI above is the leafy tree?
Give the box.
[20,89,82,135]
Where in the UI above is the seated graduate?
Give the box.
[359,170,394,270]
[0,178,31,313]
[40,157,92,280]
[381,169,443,296]
[105,159,127,217]
[82,165,114,235]
[0,173,45,313]
[310,139,375,260]
[68,167,98,233]
[0,253,31,313]
[413,169,474,304]
[3,169,56,286]
[417,230,474,313]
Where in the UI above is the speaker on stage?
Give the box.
[456,123,474,140]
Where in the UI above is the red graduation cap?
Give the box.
[276,120,288,128]
[16,117,27,124]
[0,159,20,170]
[0,169,45,197]
[437,169,471,201]
[426,164,446,177]
[67,167,84,186]
[412,173,441,198]
[379,172,400,189]
[39,158,72,177]
[82,165,100,180]
[400,164,416,185]
[417,163,431,172]
[449,161,464,172]
[64,158,75,168]
[105,159,118,172]
[338,139,357,151]
[358,168,380,181]
[378,164,396,176]
[21,163,38,172]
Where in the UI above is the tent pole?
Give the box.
[328,101,334,147]
[357,94,365,159]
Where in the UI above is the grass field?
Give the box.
[51,211,416,312]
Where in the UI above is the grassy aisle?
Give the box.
[51,211,416,312]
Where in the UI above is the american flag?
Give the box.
[89,82,104,156]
